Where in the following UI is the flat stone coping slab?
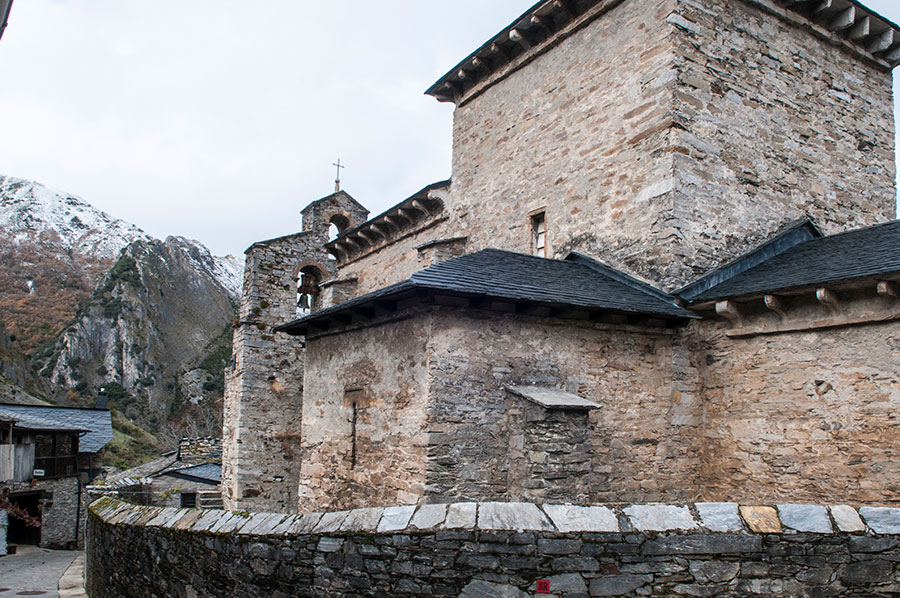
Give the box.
[479,502,554,531]
[831,505,866,533]
[860,507,900,534]
[88,496,900,538]
[778,504,833,534]
[696,503,744,532]
[542,505,618,532]
[506,385,601,410]
[624,505,698,531]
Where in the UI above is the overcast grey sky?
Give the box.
[1,1,899,258]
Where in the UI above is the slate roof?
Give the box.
[104,452,179,486]
[0,404,113,453]
[677,219,822,301]
[683,219,900,302]
[279,248,695,335]
[165,463,222,484]
[0,406,86,433]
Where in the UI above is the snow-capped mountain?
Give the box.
[0,175,243,298]
[0,175,149,260]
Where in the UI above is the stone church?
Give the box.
[222,0,900,515]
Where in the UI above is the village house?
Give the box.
[223,0,900,516]
[96,436,223,510]
[0,401,112,549]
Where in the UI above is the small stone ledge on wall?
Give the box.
[86,497,900,597]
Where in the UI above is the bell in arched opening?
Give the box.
[297,266,323,316]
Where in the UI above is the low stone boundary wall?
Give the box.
[86,497,900,597]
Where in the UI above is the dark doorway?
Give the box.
[7,491,41,545]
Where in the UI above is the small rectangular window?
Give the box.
[531,212,547,257]
[181,492,197,508]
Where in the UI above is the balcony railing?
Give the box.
[34,455,78,479]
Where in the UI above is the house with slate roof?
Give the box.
[223,0,900,514]
[0,402,111,548]
[96,437,222,509]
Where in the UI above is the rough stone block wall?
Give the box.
[507,401,593,504]
[223,234,333,512]
[426,308,701,504]
[448,0,680,287]
[33,476,81,549]
[87,497,900,598]
[667,0,896,283]
[224,192,369,513]
[445,0,895,291]
[693,316,900,505]
[299,316,430,512]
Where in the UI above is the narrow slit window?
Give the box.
[532,212,547,257]
[350,401,358,470]
[344,388,363,470]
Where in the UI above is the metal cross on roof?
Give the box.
[333,159,345,193]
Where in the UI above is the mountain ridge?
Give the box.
[0,174,245,465]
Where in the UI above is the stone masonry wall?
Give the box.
[448,0,680,287]
[24,475,82,548]
[666,0,896,283]
[224,192,368,513]
[693,317,900,506]
[299,316,430,513]
[222,233,321,512]
[445,0,895,291]
[87,496,900,597]
[426,308,701,505]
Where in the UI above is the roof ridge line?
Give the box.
[677,218,821,301]
[565,252,678,303]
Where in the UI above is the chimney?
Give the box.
[96,387,109,410]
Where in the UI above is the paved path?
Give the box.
[0,546,80,598]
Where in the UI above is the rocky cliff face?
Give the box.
[0,320,47,405]
[32,236,237,438]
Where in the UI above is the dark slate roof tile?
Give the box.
[687,219,900,302]
[409,249,692,317]
[0,404,113,453]
[279,248,695,334]
[166,462,222,484]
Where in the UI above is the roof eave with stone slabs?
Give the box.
[325,180,449,263]
[426,0,900,105]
